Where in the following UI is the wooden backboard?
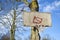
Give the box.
[23,12,52,27]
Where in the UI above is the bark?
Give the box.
[10,9,16,40]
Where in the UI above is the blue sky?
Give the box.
[0,0,60,40]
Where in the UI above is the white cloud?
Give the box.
[54,1,60,7]
[42,1,60,12]
[43,5,55,12]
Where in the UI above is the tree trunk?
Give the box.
[10,9,16,40]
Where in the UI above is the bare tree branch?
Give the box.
[9,13,13,18]
[0,18,7,26]
[22,0,29,5]
[16,7,25,17]
[0,16,12,27]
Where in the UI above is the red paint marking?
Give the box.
[33,16,42,24]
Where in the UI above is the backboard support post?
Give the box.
[29,0,40,40]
